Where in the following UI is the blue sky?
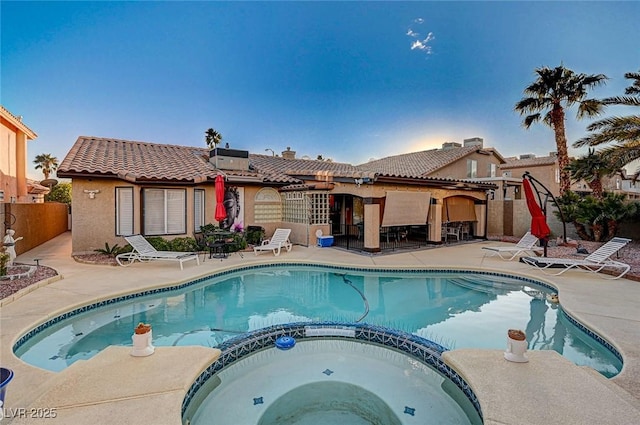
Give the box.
[2,1,638,181]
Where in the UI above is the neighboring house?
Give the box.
[357,137,509,199]
[500,152,591,198]
[57,136,497,254]
[0,105,39,203]
[26,179,50,203]
[607,169,640,200]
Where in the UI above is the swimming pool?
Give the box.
[13,265,622,377]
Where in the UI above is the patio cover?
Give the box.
[443,196,477,222]
[381,191,431,226]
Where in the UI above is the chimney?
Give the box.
[282,147,296,160]
[442,142,462,150]
[549,151,558,157]
[463,137,484,148]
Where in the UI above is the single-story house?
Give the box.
[57,136,497,254]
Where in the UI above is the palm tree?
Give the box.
[597,192,638,240]
[33,153,59,180]
[565,148,613,201]
[515,65,608,195]
[574,70,640,177]
[205,128,223,150]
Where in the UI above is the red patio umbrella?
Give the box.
[214,175,227,225]
[523,179,551,255]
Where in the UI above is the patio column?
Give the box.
[429,201,443,243]
[363,201,380,252]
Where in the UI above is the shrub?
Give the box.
[94,243,128,257]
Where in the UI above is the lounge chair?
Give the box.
[521,237,632,280]
[482,232,541,261]
[116,235,200,270]
[254,228,292,256]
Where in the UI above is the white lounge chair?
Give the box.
[482,232,542,261]
[521,237,632,280]
[254,228,292,256]
[116,235,200,270]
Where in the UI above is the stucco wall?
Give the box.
[1,124,19,201]
[429,151,502,180]
[70,178,227,253]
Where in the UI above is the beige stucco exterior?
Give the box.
[69,175,495,254]
[428,150,503,180]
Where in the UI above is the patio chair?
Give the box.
[482,232,541,261]
[254,228,292,256]
[116,235,200,270]
[521,237,632,280]
[442,222,460,242]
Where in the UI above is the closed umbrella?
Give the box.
[215,175,227,225]
[522,178,551,256]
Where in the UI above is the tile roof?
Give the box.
[26,179,50,195]
[356,146,480,178]
[57,136,496,190]
[249,154,377,181]
[501,155,558,168]
[58,137,215,183]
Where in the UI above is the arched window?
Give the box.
[254,188,282,223]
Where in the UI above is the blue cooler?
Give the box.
[317,236,334,247]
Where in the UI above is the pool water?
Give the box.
[185,339,482,425]
[14,266,622,377]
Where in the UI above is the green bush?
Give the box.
[245,227,265,245]
[94,243,128,257]
[0,251,9,276]
[45,182,72,204]
[168,237,198,252]
[143,236,197,252]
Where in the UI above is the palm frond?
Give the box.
[601,96,640,106]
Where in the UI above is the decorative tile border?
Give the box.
[180,322,483,421]
[560,310,623,363]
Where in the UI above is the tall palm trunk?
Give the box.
[606,220,618,240]
[573,221,592,241]
[592,223,604,242]
[551,104,571,195]
[589,179,604,200]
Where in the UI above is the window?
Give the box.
[254,188,282,223]
[194,189,205,232]
[116,187,134,236]
[466,159,477,178]
[282,192,308,224]
[555,168,560,184]
[143,188,186,235]
[281,191,330,224]
[310,192,330,224]
[488,163,497,178]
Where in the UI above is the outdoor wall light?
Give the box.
[354,178,363,187]
[83,189,100,199]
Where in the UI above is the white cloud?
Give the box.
[407,19,435,55]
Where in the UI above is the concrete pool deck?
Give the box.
[2,231,640,424]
